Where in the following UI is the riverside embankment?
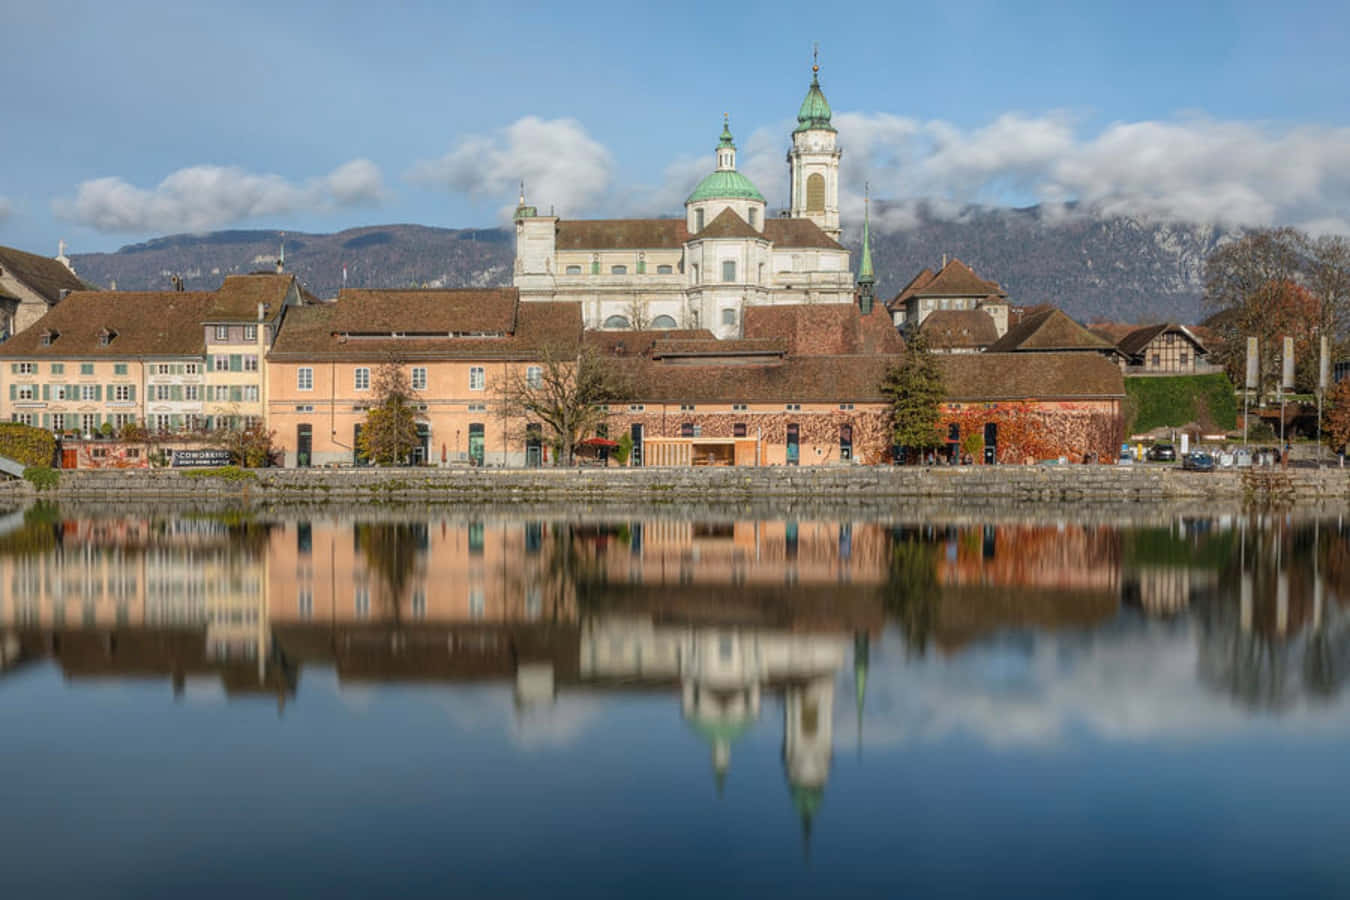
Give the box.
[17,464,1350,506]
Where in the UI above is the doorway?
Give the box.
[630,423,643,467]
[297,424,312,467]
[786,423,800,466]
[468,423,485,467]
[526,423,542,468]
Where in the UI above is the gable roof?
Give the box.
[269,292,581,361]
[0,245,92,304]
[1116,323,1209,358]
[742,303,905,356]
[0,290,213,357]
[556,219,688,251]
[918,258,1005,298]
[986,308,1116,353]
[204,274,295,323]
[919,309,999,350]
[761,218,845,250]
[691,208,761,241]
[586,328,716,358]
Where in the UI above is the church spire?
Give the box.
[858,184,875,314]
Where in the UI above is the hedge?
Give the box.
[1125,373,1238,433]
[0,423,57,468]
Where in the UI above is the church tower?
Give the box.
[787,55,841,240]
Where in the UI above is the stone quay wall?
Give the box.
[25,464,1350,506]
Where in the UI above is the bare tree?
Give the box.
[496,343,634,466]
[623,296,651,332]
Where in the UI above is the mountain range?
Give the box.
[68,207,1234,324]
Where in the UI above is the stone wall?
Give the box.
[29,464,1350,506]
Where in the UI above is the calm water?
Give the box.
[2,504,1349,899]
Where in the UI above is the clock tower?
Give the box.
[787,57,841,241]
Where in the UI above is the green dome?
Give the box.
[687,170,766,204]
[794,71,835,134]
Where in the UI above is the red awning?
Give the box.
[579,437,619,447]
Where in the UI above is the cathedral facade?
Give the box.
[512,66,858,338]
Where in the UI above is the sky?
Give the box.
[3,0,1350,256]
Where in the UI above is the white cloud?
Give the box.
[54,159,386,234]
[409,116,613,222]
[823,111,1350,236]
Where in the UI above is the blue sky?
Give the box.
[4,0,1350,255]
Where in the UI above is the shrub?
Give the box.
[0,423,57,468]
[1125,373,1238,432]
[615,432,633,466]
[22,465,59,491]
[180,466,256,482]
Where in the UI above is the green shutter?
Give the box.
[170,385,181,401]
[129,386,136,402]
[9,364,15,374]
[94,385,103,401]
[42,414,49,429]
[42,384,49,401]
[7,385,13,401]
[229,354,241,372]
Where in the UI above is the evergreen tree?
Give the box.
[881,332,945,455]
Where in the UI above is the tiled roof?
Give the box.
[1116,323,1208,358]
[618,349,1123,404]
[0,245,92,304]
[742,303,905,356]
[650,338,786,359]
[331,288,519,334]
[556,219,688,251]
[761,218,844,250]
[1086,321,1137,345]
[691,208,762,240]
[987,308,1115,353]
[586,329,715,358]
[917,258,1004,297]
[939,352,1125,401]
[0,291,213,357]
[919,309,999,349]
[269,293,581,361]
[204,274,295,322]
[887,268,935,309]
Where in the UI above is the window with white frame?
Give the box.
[243,385,259,402]
[214,325,229,341]
[11,413,34,426]
[244,355,258,372]
[16,385,34,401]
[51,414,65,431]
[114,414,134,428]
[469,367,485,391]
[214,355,229,372]
[244,325,257,341]
[185,363,199,375]
[354,367,370,391]
[81,385,98,401]
[81,414,96,434]
[297,367,313,391]
[16,363,35,375]
[184,385,199,402]
[722,260,736,282]
[526,366,543,388]
[411,367,427,391]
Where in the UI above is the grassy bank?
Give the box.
[1126,373,1238,432]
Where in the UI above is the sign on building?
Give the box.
[172,449,234,467]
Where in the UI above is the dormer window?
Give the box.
[39,329,58,346]
[99,328,117,346]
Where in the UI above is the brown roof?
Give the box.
[0,245,92,304]
[1086,321,1137,345]
[742,303,905,356]
[0,290,213,357]
[556,219,688,251]
[1116,323,1208,358]
[204,274,295,322]
[650,338,786,359]
[269,293,581,361]
[331,288,519,334]
[586,328,715,358]
[987,308,1115,353]
[919,309,999,349]
[620,349,1122,405]
[939,352,1125,401]
[761,218,845,250]
[692,208,762,240]
[888,259,1003,309]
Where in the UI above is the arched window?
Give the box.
[603,315,631,329]
[650,315,677,329]
[806,173,825,213]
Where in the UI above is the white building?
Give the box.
[512,65,861,338]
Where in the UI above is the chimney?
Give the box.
[941,253,948,269]
[257,302,265,323]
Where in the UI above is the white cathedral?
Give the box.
[512,64,863,338]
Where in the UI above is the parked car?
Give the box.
[1146,444,1177,462]
[1182,451,1217,472]
[1233,448,1253,467]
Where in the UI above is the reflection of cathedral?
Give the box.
[581,616,851,823]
